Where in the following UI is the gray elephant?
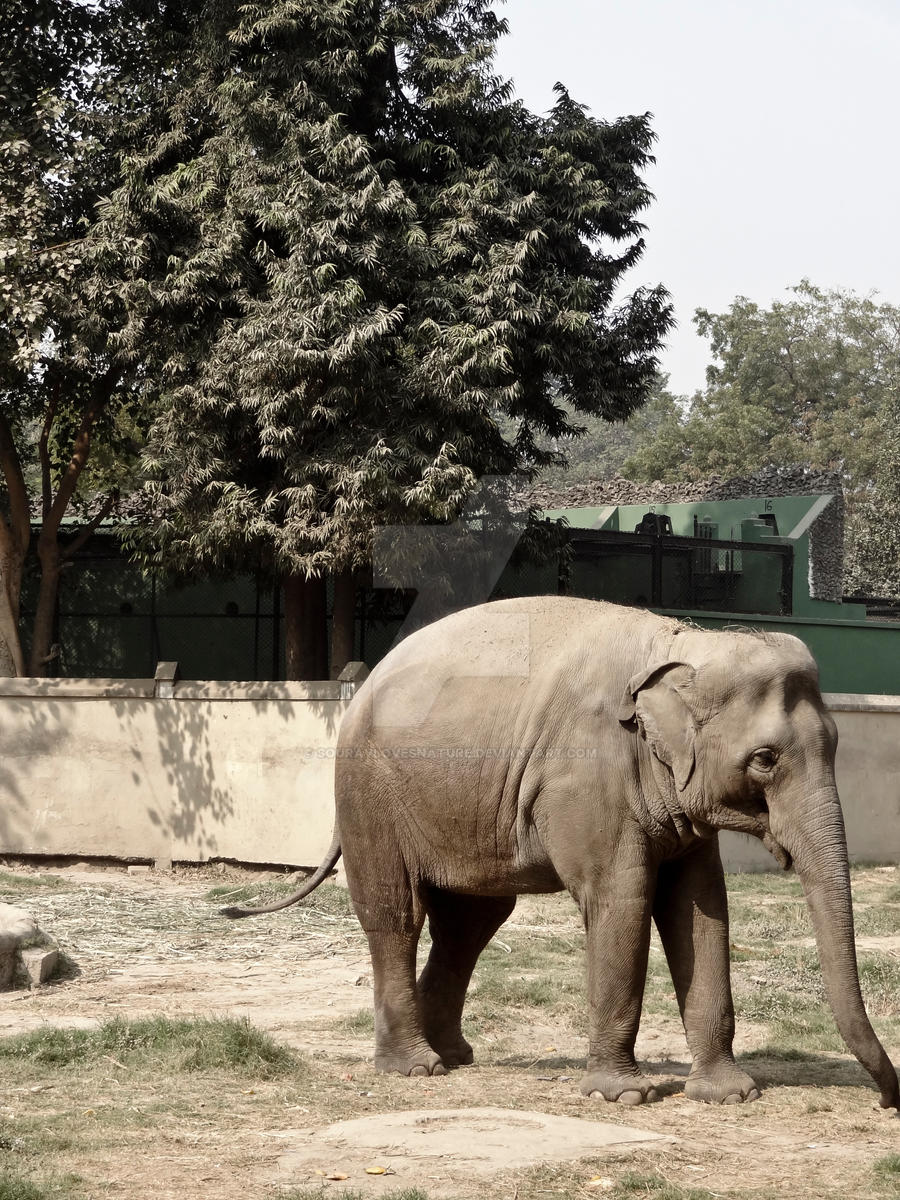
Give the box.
[224,596,899,1110]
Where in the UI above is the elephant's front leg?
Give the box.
[654,839,760,1104]
[579,861,659,1105]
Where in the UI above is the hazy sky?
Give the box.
[495,0,900,395]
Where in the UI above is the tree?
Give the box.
[623,283,900,593]
[0,0,125,676]
[0,1,217,676]
[535,374,684,486]
[91,0,672,678]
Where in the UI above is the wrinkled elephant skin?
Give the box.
[227,597,900,1111]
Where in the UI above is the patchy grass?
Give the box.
[337,1008,376,1036]
[0,1172,81,1200]
[0,1016,301,1078]
[725,871,803,898]
[0,869,65,892]
[855,903,900,936]
[874,1154,900,1183]
[4,866,900,1200]
[205,879,354,919]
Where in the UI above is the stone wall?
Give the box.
[521,466,846,603]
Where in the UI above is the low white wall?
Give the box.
[0,680,897,871]
[0,678,348,867]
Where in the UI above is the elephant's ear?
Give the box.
[618,662,697,791]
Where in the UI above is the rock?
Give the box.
[0,904,61,990]
[0,903,39,942]
[21,947,59,987]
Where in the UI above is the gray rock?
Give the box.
[0,903,39,942]
[21,947,60,987]
[0,903,61,990]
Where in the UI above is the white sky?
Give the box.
[495,0,900,396]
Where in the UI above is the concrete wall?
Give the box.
[0,679,897,872]
[0,677,350,868]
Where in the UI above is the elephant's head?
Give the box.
[619,627,899,1110]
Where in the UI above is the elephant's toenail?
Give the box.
[747,1088,761,1102]
[432,1063,448,1076]
[410,1065,428,1076]
[723,1093,742,1104]
[588,1090,606,1100]
[646,1087,659,1103]
[619,1090,644,1105]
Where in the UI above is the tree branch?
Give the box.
[62,489,120,561]
[39,378,60,522]
[44,365,122,539]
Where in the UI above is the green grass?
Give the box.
[726,872,803,898]
[0,1016,301,1078]
[0,869,65,892]
[0,1170,80,1200]
[855,903,900,936]
[875,1154,900,1178]
[337,1008,376,1036]
[608,1176,723,1200]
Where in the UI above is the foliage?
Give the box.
[621,283,900,595]
[90,0,671,589]
[531,373,683,485]
[0,0,166,674]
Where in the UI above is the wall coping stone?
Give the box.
[823,693,900,713]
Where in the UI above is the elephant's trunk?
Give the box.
[784,790,899,1110]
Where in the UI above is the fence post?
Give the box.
[153,661,180,699]
[337,660,369,701]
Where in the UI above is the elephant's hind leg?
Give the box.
[418,890,516,1066]
[348,865,445,1076]
[366,924,447,1076]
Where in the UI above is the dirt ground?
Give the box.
[1,860,898,1200]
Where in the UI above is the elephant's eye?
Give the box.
[749,749,778,772]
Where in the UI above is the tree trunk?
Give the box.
[283,573,328,681]
[29,535,61,677]
[0,551,26,676]
[330,568,358,679]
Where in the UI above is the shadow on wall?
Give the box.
[0,671,359,865]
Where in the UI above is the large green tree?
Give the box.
[623,283,900,594]
[91,0,671,677]
[0,0,131,676]
[0,0,219,676]
[534,374,683,487]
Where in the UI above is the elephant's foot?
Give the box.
[374,1043,448,1077]
[580,1067,659,1105]
[685,1061,760,1105]
[422,1015,474,1067]
[426,1034,474,1068]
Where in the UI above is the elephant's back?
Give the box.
[343,596,671,741]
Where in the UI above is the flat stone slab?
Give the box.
[277,1106,674,1182]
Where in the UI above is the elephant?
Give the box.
[223,596,899,1110]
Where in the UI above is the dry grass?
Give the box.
[1,862,899,1200]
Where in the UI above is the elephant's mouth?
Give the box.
[757,811,793,871]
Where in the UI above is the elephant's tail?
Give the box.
[219,833,342,919]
